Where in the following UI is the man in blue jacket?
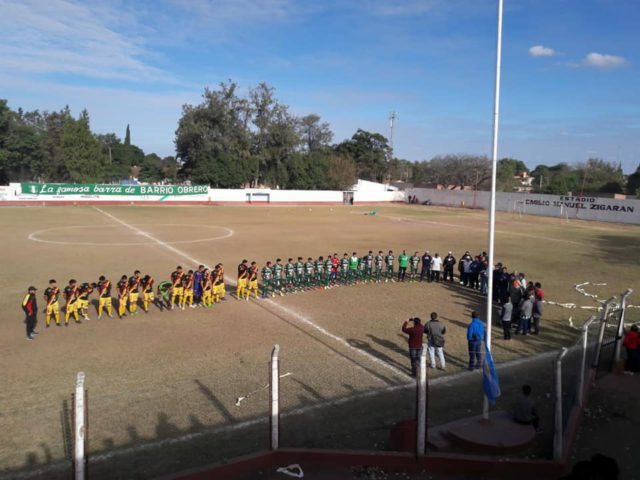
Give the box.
[467,311,485,370]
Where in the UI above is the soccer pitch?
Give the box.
[1,204,638,479]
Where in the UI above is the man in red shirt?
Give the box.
[623,325,639,372]
[402,317,425,377]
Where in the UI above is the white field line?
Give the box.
[1,346,571,479]
[93,207,408,381]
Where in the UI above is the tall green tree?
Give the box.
[335,129,390,183]
[299,114,333,152]
[61,110,109,182]
[0,100,45,182]
[176,82,252,187]
[497,157,528,191]
[124,124,131,146]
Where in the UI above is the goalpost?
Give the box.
[559,204,570,224]
[510,200,525,219]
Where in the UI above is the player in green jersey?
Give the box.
[398,250,409,282]
[272,258,284,296]
[324,255,333,289]
[314,256,324,287]
[364,250,374,282]
[340,253,349,285]
[285,258,296,294]
[348,252,359,284]
[295,257,304,291]
[375,250,384,283]
[385,250,395,282]
[261,261,273,298]
[409,251,420,282]
[303,257,314,290]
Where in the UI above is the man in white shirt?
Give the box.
[431,253,443,282]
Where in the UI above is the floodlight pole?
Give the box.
[483,0,504,420]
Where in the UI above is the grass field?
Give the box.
[1,204,638,479]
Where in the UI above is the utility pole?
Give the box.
[388,111,398,160]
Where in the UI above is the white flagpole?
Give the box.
[483,0,504,420]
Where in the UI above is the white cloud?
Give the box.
[0,0,178,83]
[528,45,555,57]
[581,52,627,69]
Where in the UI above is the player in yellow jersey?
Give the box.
[201,268,213,308]
[236,259,248,300]
[96,275,114,319]
[77,282,94,321]
[63,279,80,324]
[212,264,226,303]
[43,279,61,327]
[170,266,184,310]
[246,261,259,300]
[140,274,155,313]
[181,270,195,309]
[116,275,129,317]
[128,270,141,315]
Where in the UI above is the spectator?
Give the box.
[461,255,473,287]
[458,251,471,284]
[498,266,510,304]
[431,253,442,282]
[532,297,543,335]
[500,297,513,340]
[442,252,456,282]
[513,384,540,432]
[534,282,545,301]
[426,312,446,370]
[402,317,425,377]
[479,261,489,295]
[517,295,534,335]
[420,251,432,282]
[623,325,640,372]
[466,311,485,370]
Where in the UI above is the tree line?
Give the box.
[1,82,638,196]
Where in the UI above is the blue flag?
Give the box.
[483,341,501,404]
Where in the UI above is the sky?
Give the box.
[0,0,638,173]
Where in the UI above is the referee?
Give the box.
[22,286,39,341]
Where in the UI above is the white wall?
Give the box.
[406,188,640,225]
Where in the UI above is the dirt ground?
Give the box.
[0,204,638,479]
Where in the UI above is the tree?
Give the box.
[575,158,624,194]
[176,82,252,187]
[496,157,528,191]
[325,153,357,190]
[124,124,131,146]
[424,154,492,189]
[161,156,179,182]
[627,164,640,196]
[61,110,109,182]
[335,129,390,183]
[40,106,73,181]
[299,114,333,152]
[138,153,165,182]
[0,100,45,183]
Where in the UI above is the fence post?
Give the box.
[553,348,568,461]
[270,345,280,450]
[577,315,597,408]
[613,289,633,364]
[416,349,427,456]
[74,372,86,480]
[591,297,616,369]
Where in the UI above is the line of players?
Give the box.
[40,264,230,326]
[244,250,419,299]
[39,250,422,326]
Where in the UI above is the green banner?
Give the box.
[21,183,209,197]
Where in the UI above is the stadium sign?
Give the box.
[21,183,209,196]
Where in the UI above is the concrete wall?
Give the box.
[2,183,403,205]
[406,188,640,225]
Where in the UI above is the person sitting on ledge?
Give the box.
[513,384,541,432]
